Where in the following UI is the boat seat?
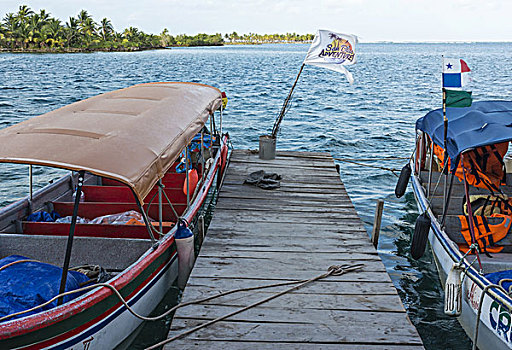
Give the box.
[52,201,185,221]
[101,170,187,188]
[82,185,187,204]
[480,253,512,274]
[0,233,152,271]
[20,221,170,239]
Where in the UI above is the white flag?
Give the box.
[304,30,357,84]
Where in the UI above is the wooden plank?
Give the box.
[206,223,368,235]
[163,150,422,349]
[199,239,376,254]
[197,249,380,261]
[178,292,406,312]
[223,179,346,190]
[211,210,362,221]
[165,340,424,349]
[185,277,398,296]
[170,315,422,344]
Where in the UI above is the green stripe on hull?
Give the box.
[0,243,176,349]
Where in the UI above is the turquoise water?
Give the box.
[1,43,512,348]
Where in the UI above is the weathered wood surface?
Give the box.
[165,150,423,349]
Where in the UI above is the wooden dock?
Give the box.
[164,150,423,349]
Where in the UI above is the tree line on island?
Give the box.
[0,6,313,52]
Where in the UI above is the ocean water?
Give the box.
[1,43,511,348]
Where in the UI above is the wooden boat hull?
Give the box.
[0,136,229,349]
[411,165,512,350]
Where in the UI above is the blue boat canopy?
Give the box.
[416,101,512,170]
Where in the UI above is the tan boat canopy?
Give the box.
[0,82,222,203]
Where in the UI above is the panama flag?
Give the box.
[442,58,471,89]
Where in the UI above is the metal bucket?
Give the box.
[259,135,276,160]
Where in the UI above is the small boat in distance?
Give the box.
[403,101,512,349]
[0,82,230,349]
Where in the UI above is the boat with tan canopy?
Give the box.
[0,82,230,349]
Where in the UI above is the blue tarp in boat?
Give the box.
[0,255,89,321]
[416,101,512,170]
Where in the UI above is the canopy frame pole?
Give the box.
[201,128,205,183]
[461,154,483,272]
[442,88,449,214]
[271,63,305,139]
[28,165,33,202]
[220,104,223,136]
[186,146,190,208]
[132,189,157,245]
[57,170,85,305]
[441,161,457,228]
[210,113,213,136]
[427,140,434,198]
[418,132,425,173]
[158,179,163,234]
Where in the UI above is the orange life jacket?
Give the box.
[458,214,511,253]
[433,142,508,192]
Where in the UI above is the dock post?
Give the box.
[371,199,384,248]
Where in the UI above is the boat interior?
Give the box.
[417,143,512,274]
[0,141,219,273]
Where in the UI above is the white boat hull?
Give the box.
[412,171,512,349]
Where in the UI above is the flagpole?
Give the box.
[271,63,305,139]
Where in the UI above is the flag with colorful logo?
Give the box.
[443,58,472,108]
[304,30,357,84]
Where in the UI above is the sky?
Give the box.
[1,0,511,42]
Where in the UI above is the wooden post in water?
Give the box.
[371,199,384,248]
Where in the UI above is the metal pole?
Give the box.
[443,88,448,215]
[271,63,305,138]
[58,170,85,305]
[418,132,425,173]
[28,165,33,201]
[219,106,223,136]
[133,192,156,245]
[201,129,205,182]
[186,147,190,208]
[210,113,213,136]
[158,180,163,233]
[428,141,434,198]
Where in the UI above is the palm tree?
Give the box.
[15,5,33,24]
[15,21,31,49]
[3,13,18,49]
[38,9,50,23]
[77,10,97,46]
[99,18,113,41]
[123,26,140,43]
[43,18,63,48]
[64,17,79,47]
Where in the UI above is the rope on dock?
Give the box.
[333,157,403,176]
[145,263,364,350]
